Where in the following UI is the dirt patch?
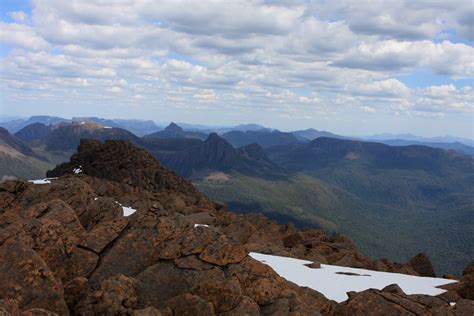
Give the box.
[204,172,230,181]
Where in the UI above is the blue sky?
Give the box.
[0,0,473,138]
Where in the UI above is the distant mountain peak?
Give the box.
[165,122,183,133]
[206,132,222,142]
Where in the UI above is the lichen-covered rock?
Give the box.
[166,293,215,316]
[199,240,248,266]
[0,233,69,314]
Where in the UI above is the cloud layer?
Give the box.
[0,0,473,136]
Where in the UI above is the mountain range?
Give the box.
[160,133,281,179]
[366,133,474,147]
[1,117,473,275]
[2,138,472,314]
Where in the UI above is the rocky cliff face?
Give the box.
[162,133,281,178]
[0,139,472,315]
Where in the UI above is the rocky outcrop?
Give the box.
[47,139,197,195]
[408,252,436,277]
[340,285,474,315]
[1,140,472,315]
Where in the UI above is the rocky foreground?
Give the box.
[0,140,473,315]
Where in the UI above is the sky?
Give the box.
[0,0,473,138]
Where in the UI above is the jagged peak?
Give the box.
[205,132,223,142]
[164,122,183,132]
[47,139,197,195]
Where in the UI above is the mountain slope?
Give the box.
[0,127,54,179]
[0,127,44,159]
[266,137,473,204]
[2,139,471,314]
[144,122,208,140]
[222,129,300,147]
[260,138,474,274]
[292,128,347,141]
[367,133,474,147]
[377,139,474,157]
[0,115,70,133]
[15,122,54,145]
[160,133,281,178]
[43,122,142,151]
[73,117,161,136]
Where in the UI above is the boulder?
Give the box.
[407,253,436,277]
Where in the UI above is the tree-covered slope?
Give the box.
[195,171,473,275]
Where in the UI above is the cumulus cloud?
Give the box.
[0,0,472,135]
[414,85,474,113]
[0,22,49,50]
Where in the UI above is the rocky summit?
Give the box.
[0,140,473,315]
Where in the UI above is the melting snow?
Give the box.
[28,178,58,184]
[249,252,457,303]
[194,224,210,228]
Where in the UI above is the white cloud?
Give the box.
[193,89,217,102]
[354,79,411,98]
[414,84,474,113]
[108,86,123,93]
[360,106,376,113]
[333,40,474,78]
[0,0,472,136]
[0,22,49,50]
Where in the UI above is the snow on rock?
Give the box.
[122,206,137,217]
[28,178,58,184]
[73,166,82,174]
[249,252,457,303]
[194,224,210,228]
[115,201,137,217]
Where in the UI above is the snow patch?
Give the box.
[28,177,58,184]
[103,126,112,129]
[122,206,137,216]
[194,224,210,228]
[249,252,457,303]
[73,166,82,174]
[115,201,137,217]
